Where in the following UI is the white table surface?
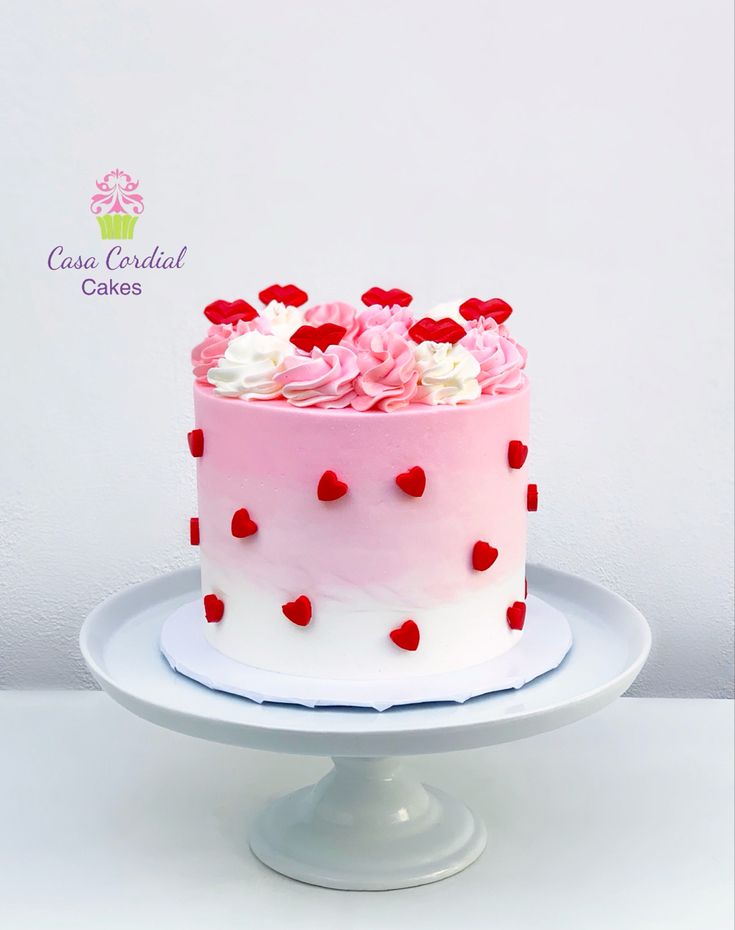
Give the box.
[1,694,732,930]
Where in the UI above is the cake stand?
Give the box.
[79,564,650,891]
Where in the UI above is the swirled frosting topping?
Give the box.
[352,329,419,412]
[259,301,306,341]
[207,331,291,400]
[413,341,481,405]
[274,344,359,409]
[460,317,528,395]
[192,320,263,383]
[354,304,415,341]
[193,286,527,410]
[304,302,361,344]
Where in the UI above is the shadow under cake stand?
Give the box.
[79,564,650,891]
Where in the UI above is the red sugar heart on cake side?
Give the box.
[459,297,513,325]
[508,440,528,469]
[203,299,258,325]
[395,466,426,497]
[189,517,200,546]
[231,508,258,538]
[472,541,499,571]
[258,283,309,307]
[527,484,539,511]
[290,323,347,353]
[203,594,225,623]
[389,619,420,651]
[282,595,312,627]
[361,286,413,308]
[506,601,526,631]
[187,428,204,458]
[317,470,348,501]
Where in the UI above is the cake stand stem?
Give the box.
[249,755,487,891]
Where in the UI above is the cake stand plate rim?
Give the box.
[79,563,651,757]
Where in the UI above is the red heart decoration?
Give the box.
[361,287,413,308]
[389,619,420,651]
[203,594,225,623]
[282,595,312,627]
[203,299,258,325]
[231,508,258,538]
[258,283,309,307]
[317,470,348,501]
[527,483,538,511]
[395,466,426,498]
[187,429,204,458]
[507,601,526,631]
[472,541,499,571]
[459,297,513,325]
[290,323,347,353]
[189,517,200,546]
[408,317,466,345]
[508,440,528,469]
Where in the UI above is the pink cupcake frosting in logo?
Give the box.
[90,169,144,240]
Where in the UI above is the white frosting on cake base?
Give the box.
[202,553,525,679]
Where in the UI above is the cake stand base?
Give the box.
[79,564,650,892]
[249,756,486,890]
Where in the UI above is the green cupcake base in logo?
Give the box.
[96,214,139,240]
[90,170,144,239]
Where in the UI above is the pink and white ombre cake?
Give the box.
[186,285,538,683]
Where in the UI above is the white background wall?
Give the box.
[1,0,732,695]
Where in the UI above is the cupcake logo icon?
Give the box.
[90,169,144,240]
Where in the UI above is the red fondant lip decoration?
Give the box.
[317,470,348,501]
[459,297,513,325]
[258,283,309,307]
[190,517,200,546]
[390,619,420,651]
[507,601,526,630]
[290,323,347,353]
[231,508,258,538]
[187,429,204,458]
[527,483,539,511]
[395,466,426,498]
[508,440,528,469]
[282,595,312,626]
[204,594,224,623]
[203,299,258,325]
[361,287,413,308]
[408,317,466,345]
[472,541,499,571]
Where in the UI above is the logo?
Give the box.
[46,167,187,296]
[90,169,144,240]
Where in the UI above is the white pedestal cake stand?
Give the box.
[79,564,650,892]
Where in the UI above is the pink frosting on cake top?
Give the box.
[275,344,359,409]
[304,302,361,344]
[352,329,419,412]
[192,290,528,408]
[353,304,415,342]
[460,317,528,395]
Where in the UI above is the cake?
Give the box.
[187,285,536,683]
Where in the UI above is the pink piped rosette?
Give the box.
[196,285,527,410]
